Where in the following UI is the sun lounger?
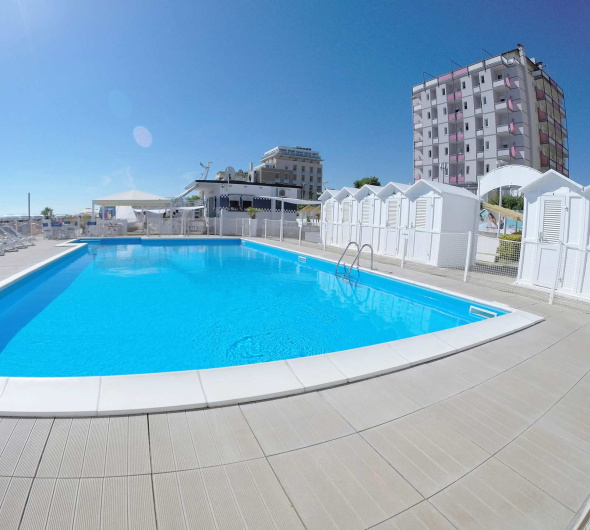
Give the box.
[0,227,27,249]
[3,226,35,246]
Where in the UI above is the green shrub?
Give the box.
[497,233,521,261]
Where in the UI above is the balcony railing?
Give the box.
[447,94,455,102]
[448,112,463,121]
[457,132,464,140]
[497,149,510,158]
[414,122,423,129]
[458,154,465,161]
[414,159,423,166]
[455,91,462,99]
[449,134,456,141]
[538,109,547,121]
[536,87,545,100]
[458,175,465,183]
[539,130,549,144]
[449,155,457,162]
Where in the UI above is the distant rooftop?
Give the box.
[262,146,322,161]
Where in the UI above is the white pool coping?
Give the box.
[0,237,544,417]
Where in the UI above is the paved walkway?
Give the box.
[0,238,588,529]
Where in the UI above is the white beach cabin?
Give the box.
[518,170,590,300]
[402,180,479,266]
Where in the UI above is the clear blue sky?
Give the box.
[1,0,588,215]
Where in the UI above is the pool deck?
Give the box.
[0,237,588,529]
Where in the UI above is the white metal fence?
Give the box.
[319,221,590,313]
[263,219,321,246]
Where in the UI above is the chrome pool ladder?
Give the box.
[335,242,374,282]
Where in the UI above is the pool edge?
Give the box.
[0,237,545,417]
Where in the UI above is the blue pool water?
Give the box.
[0,240,504,377]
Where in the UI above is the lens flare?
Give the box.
[133,126,152,148]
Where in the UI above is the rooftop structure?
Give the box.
[412,44,568,192]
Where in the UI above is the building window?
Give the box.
[428,169,432,177]
[301,166,305,171]
[445,147,449,155]
[444,126,448,135]
[484,118,489,127]
[293,165,297,170]
[442,88,446,95]
[466,144,470,153]
[426,93,430,100]
[462,81,466,89]
[428,150,432,157]
[480,75,485,84]
[465,122,469,131]
[443,108,447,115]
[428,131,432,138]
[466,166,470,175]
[464,101,468,110]
[483,96,487,105]
[485,141,490,150]
[497,74,502,80]
[486,164,490,173]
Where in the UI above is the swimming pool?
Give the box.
[0,239,506,378]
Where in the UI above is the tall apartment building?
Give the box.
[251,146,324,199]
[412,44,568,192]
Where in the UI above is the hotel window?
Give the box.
[466,166,470,175]
[486,164,490,172]
[483,96,487,105]
[462,81,466,89]
[464,101,468,110]
[484,118,489,127]
[428,150,432,157]
[466,144,470,153]
[443,108,447,115]
[442,88,446,95]
[445,147,449,155]
[485,141,490,150]
[480,75,485,84]
[426,93,430,100]
[428,131,432,138]
[427,111,431,119]
[465,122,469,131]
[444,126,448,135]
[497,74,502,80]
[428,169,432,177]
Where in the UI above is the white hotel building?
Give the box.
[412,44,569,192]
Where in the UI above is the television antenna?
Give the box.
[200,161,213,180]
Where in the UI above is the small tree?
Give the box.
[41,207,54,219]
[353,176,381,188]
[246,207,262,219]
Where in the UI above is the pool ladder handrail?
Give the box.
[335,241,359,278]
[346,244,374,281]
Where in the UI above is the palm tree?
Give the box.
[41,207,54,219]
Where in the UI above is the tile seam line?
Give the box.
[365,499,460,530]
[145,409,160,530]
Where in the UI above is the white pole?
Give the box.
[220,209,223,237]
[265,218,267,239]
[280,201,284,242]
[463,231,473,282]
[549,242,563,305]
[298,225,302,246]
[91,202,95,222]
[401,237,407,268]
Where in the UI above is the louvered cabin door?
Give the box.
[534,197,565,288]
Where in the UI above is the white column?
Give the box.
[91,202,96,222]
[279,201,284,242]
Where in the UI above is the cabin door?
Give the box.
[533,197,565,288]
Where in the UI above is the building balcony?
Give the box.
[432,137,439,144]
[539,130,549,144]
[495,101,507,111]
[414,140,423,148]
[413,104,422,113]
[414,159,423,166]
[538,109,547,122]
[449,155,457,162]
[414,122,423,129]
[455,91,462,99]
[448,112,463,121]
[449,134,456,141]
[476,151,484,159]
[536,87,545,100]
[447,94,455,102]
[433,157,439,163]
[457,132,464,140]
[497,124,509,134]
[475,107,482,115]
[476,129,484,136]
[458,154,465,161]
[497,149,510,159]
[493,79,505,88]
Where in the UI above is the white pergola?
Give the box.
[259,196,321,241]
[92,190,172,236]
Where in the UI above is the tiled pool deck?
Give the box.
[0,238,588,529]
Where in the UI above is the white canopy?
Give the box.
[93,190,171,207]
